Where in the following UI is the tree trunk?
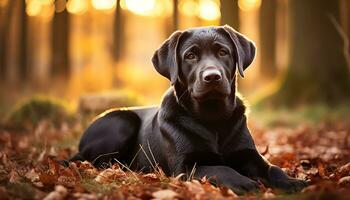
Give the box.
[173,0,179,31]
[19,0,27,81]
[274,0,350,106]
[259,0,277,79]
[4,0,27,83]
[113,0,124,62]
[220,0,239,29]
[0,1,15,82]
[52,8,70,80]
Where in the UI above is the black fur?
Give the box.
[72,25,307,194]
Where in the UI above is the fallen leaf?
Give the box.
[152,189,179,200]
[95,168,126,184]
[337,162,350,178]
[25,169,39,182]
[39,173,58,186]
[43,185,68,200]
[9,170,21,183]
[338,176,350,187]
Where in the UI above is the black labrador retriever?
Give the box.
[71,25,307,194]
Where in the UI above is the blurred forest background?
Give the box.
[0,1,350,199]
[0,0,349,122]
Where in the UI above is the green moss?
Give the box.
[6,95,73,130]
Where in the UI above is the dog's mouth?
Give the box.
[191,87,231,101]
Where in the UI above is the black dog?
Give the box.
[72,25,307,194]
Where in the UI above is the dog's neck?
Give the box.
[174,79,237,123]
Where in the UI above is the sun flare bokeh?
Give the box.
[2,0,265,107]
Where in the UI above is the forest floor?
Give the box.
[0,107,349,200]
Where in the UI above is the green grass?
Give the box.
[250,103,350,127]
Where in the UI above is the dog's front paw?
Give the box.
[272,177,308,193]
[226,177,260,195]
[268,165,308,193]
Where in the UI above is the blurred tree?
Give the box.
[259,0,277,79]
[52,7,70,80]
[1,0,27,83]
[0,1,14,81]
[173,0,179,31]
[113,0,124,62]
[273,0,350,106]
[340,0,350,40]
[220,0,239,29]
[19,0,27,81]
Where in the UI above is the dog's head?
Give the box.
[152,25,255,118]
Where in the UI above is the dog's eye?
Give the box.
[185,53,196,60]
[218,49,228,56]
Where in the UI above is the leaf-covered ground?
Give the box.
[0,118,349,199]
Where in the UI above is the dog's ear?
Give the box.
[152,31,184,84]
[221,25,256,78]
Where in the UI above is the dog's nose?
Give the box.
[202,69,222,83]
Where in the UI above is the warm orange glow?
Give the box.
[238,0,261,12]
[91,0,116,11]
[25,0,54,18]
[26,0,42,16]
[66,0,89,15]
[122,0,157,16]
[40,0,54,6]
[0,0,8,8]
[198,0,220,21]
[179,0,198,17]
[153,0,172,16]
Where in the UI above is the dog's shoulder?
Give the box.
[159,87,183,118]
[233,92,249,119]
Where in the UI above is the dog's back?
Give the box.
[72,106,158,167]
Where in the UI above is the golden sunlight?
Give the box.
[238,0,261,12]
[122,0,156,16]
[179,0,198,17]
[26,0,41,16]
[66,0,89,15]
[198,0,220,21]
[39,0,54,6]
[91,0,116,11]
[0,0,8,8]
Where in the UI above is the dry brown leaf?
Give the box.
[57,175,77,188]
[9,170,21,183]
[39,173,58,186]
[301,185,318,193]
[219,187,238,198]
[337,162,350,178]
[73,192,97,200]
[43,185,68,200]
[263,189,276,199]
[76,161,94,170]
[25,168,39,182]
[184,180,205,199]
[142,173,159,182]
[152,189,179,200]
[48,158,60,175]
[338,176,350,187]
[95,168,126,184]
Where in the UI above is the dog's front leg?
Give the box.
[225,123,308,193]
[194,165,259,195]
[226,149,308,193]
